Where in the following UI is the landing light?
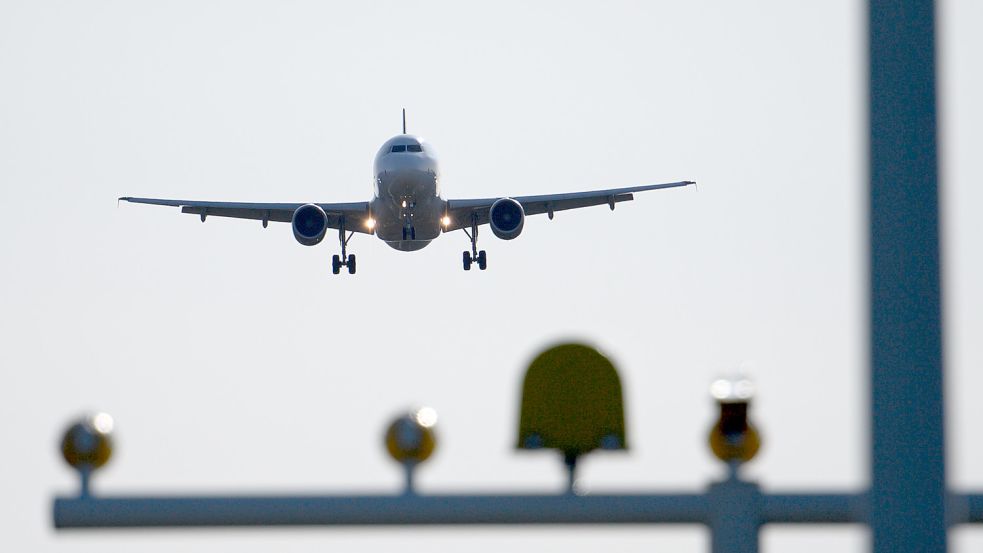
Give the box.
[441,216,451,227]
[92,413,115,434]
[365,218,376,230]
[415,407,438,428]
[710,376,755,402]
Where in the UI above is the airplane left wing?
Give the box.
[442,180,694,232]
[118,197,374,234]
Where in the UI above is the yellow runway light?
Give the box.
[708,377,761,464]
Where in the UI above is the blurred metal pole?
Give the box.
[54,491,876,528]
[708,479,759,553]
[869,1,945,552]
[53,493,715,527]
[56,490,983,529]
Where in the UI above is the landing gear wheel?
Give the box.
[333,218,357,275]
[462,214,484,272]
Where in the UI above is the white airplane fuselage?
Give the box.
[370,134,444,251]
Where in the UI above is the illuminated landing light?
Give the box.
[415,407,438,428]
[401,200,407,208]
[710,377,755,402]
[441,216,451,227]
[92,412,115,434]
[365,218,376,230]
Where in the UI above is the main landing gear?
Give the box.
[332,220,356,275]
[462,214,487,271]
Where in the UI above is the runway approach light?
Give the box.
[385,408,438,494]
[517,343,626,493]
[708,376,761,466]
[60,413,115,498]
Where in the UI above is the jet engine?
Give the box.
[292,204,328,246]
[489,198,525,240]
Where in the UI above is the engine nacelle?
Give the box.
[292,204,328,246]
[489,197,525,240]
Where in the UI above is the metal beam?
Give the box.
[54,487,875,529]
[868,0,945,552]
[54,493,711,528]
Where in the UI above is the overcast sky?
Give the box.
[1,1,980,551]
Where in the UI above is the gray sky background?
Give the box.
[1,1,980,551]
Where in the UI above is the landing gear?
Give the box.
[462,214,487,271]
[401,197,416,241]
[332,218,356,275]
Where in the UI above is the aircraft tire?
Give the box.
[332,255,341,275]
[348,254,356,274]
[463,251,472,271]
[477,250,487,270]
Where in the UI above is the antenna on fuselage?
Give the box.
[402,108,406,134]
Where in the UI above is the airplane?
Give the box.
[120,111,694,274]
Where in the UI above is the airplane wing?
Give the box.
[118,197,375,234]
[442,180,694,232]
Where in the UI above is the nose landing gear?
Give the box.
[462,214,487,271]
[400,197,416,241]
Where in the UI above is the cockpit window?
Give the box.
[391,145,407,153]
[407,144,423,152]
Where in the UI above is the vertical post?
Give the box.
[869,1,946,552]
[403,463,416,496]
[78,465,92,499]
[564,453,578,495]
[708,478,760,553]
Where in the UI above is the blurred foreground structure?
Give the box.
[51,1,983,551]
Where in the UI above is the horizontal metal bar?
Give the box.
[54,493,711,528]
[762,493,867,523]
[970,494,983,523]
[55,491,983,529]
[949,493,983,525]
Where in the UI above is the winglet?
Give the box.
[402,108,406,134]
